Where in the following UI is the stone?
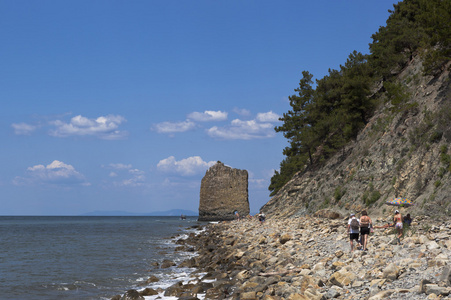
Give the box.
[304,288,324,300]
[325,286,341,299]
[313,209,342,219]
[426,241,440,250]
[164,282,183,297]
[368,289,395,300]
[331,261,346,270]
[120,289,144,300]
[439,266,451,286]
[287,294,308,300]
[236,270,251,280]
[329,270,355,287]
[335,250,344,258]
[144,275,159,284]
[168,214,451,300]
[279,233,292,244]
[161,259,176,268]
[424,284,451,296]
[241,291,258,299]
[434,253,449,267]
[370,279,386,288]
[139,288,158,296]
[198,161,249,221]
[382,263,399,280]
[420,279,433,293]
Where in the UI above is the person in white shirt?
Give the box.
[347,213,360,252]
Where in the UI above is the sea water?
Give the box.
[0,216,204,299]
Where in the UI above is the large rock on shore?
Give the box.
[198,161,249,221]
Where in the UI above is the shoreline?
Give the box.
[114,215,451,299]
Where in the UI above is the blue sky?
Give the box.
[0,0,398,215]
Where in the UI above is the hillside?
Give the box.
[261,56,451,219]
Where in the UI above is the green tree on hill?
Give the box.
[370,0,451,77]
[270,52,374,195]
[270,0,451,196]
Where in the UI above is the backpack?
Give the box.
[350,218,359,230]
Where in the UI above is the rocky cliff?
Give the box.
[262,56,451,219]
[198,161,249,221]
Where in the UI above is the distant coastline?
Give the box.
[80,209,198,216]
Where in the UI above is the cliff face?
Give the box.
[198,162,249,221]
[262,56,451,219]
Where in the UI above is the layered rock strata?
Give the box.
[262,58,451,219]
[198,161,249,221]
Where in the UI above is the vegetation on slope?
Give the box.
[270,0,451,196]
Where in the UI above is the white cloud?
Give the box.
[157,156,216,176]
[49,114,128,140]
[103,164,146,187]
[11,122,38,135]
[152,120,196,133]
[14,160,89,186]
[207,119,275,140]
[233,108,251,116]
[256,111,281,122]
[187,110,228,122]
[116,168,146,187]
[249,178,267,188]
[108,163,132,170]
[206,111,281,140]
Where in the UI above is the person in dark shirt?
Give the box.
[403,213,412,226]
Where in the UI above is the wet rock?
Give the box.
[139,288,158,296]
[161,259,176,268]
[142,275,159,285]
[120,289,144,300]
[164,281,184,296]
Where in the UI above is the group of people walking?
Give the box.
[347,210,372,252]
[347,209,410,252]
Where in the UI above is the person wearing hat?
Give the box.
[347,213,360,252]
[393,210,403,244]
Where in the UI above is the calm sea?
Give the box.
[0,216,204,300]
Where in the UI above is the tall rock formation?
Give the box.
[198,161,249,221]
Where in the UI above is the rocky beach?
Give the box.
[117,213,451,300]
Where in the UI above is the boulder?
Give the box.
[424,284,451,296]
[120,289,144,300]
[439,266,451,286]
[161,259,176,268]
[140,288,158,296]
[164,282,184,297]
[241,291,258,300]
[313,209,342,219]
[382,263,399,280]
[279,234,292,244]
[329,270,355,287]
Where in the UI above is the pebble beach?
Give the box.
[117,215,451,299]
